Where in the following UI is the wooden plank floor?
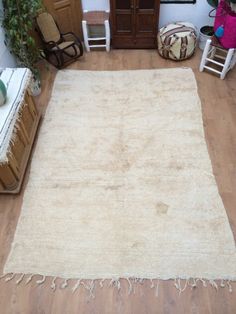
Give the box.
[0,49,236,314]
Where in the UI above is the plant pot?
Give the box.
[29,77,41,96]
[199,26,214,50]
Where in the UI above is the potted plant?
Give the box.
[2,0,43,95]
[199,0,219,50]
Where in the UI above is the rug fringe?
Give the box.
[36,275,46,285]
[25,274,34,285]
[5,273,15,282]
[72,279,81,293]
[0,274,234,296]
[16,274,24,285]
[61,279,69,289]
[50,276,57,291]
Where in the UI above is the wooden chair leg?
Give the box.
[54,51,64,69]
[104,20,110,52]
[230,50,236,70]
[199,39,211,72]
[76,39,84,57]
[82,20,90,52]
[221,48,234,79]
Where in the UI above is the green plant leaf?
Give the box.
[2,0,43,77]
[207,0,218,8]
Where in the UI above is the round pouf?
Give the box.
[157,22,197,61]
[0,79,7,106]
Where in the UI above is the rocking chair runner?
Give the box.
[36,12,83,69]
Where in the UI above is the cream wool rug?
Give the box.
[3,68,236,290]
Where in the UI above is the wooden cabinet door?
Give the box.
[43,0,82,37]
[111,0,134,35]
[110,0,160,49]
[134,0,159,47]
[110,0,136,48]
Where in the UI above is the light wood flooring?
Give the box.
[0,49,236,314]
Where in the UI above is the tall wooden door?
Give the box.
[110,0,160,48]
[43,0,82,37]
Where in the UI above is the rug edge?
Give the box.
[0,272,235,295]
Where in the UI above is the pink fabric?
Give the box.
[214,0,236,48]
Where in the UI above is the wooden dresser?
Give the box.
[110,0,160,48]
[0,69,41,193]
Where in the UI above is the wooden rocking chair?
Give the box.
[36,12,83,69]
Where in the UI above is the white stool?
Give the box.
[200,38,236,80]
[82,10,110,52]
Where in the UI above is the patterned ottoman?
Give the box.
[157,22,197,61]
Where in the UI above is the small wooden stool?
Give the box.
[82,10,110,52]
[199,37,236,79]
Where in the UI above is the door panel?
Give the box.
[135,13,156,35]
[55,4,74,33]
[110,0,160,48]
[135,0,158,38]
[116,13,133,33]
[111,0,135,36]
[138,0,155,9]
[43,0,82,37]
[116,0,132,9]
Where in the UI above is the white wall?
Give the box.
[81,0,214,30]
[82,0,110,12]
[160,2,213,30]
[0,0,16,68]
